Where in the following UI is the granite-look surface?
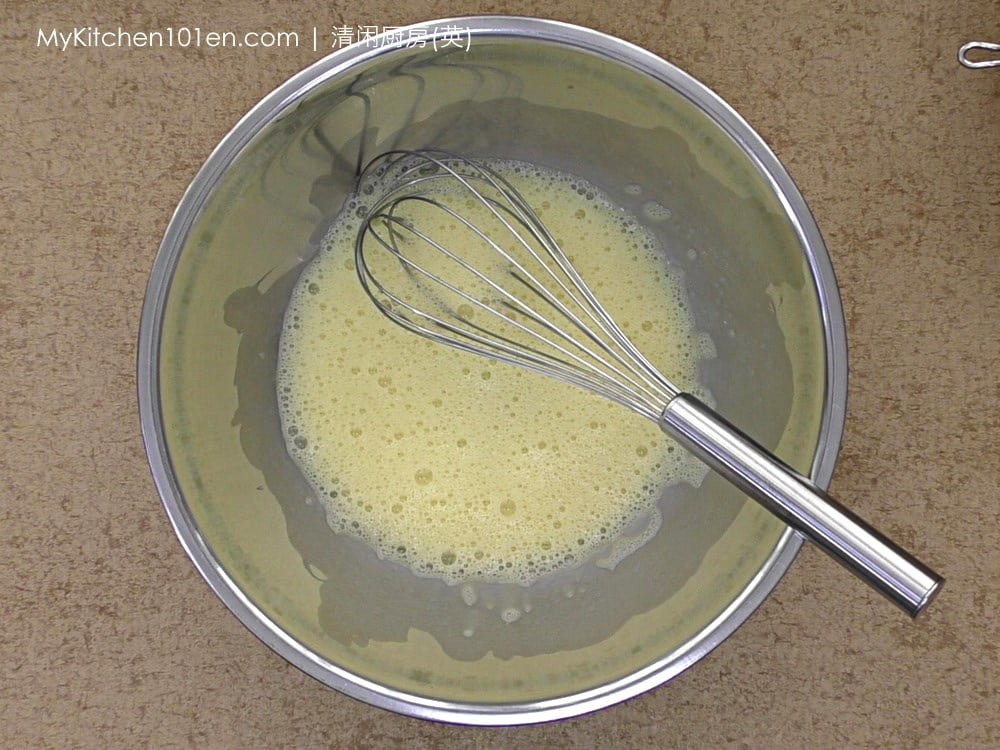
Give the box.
[1,1,997,747]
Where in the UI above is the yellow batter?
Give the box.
[277,160,711,586]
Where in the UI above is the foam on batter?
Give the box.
[277,159,712,586]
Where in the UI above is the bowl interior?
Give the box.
[146,24,836,720]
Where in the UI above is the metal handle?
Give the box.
[660,394,943,617]
[958,41,1000,69]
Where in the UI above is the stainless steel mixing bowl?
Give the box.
[138,17,847,724]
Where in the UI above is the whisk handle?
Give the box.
[659,394,943,617]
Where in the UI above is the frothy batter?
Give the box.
[277,160,711,586]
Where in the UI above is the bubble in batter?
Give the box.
[277,159,712,586]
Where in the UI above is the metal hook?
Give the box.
[958,41,1000,69]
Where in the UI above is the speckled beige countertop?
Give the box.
[2,1,997,747]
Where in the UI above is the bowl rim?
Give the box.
[137,15,848,726]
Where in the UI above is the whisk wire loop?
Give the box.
[356,149,678,420]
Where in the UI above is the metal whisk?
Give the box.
[354,149,942,616]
